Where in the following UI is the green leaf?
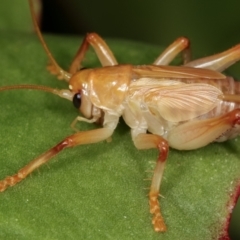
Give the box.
[0,0,34,32]
[0,30,239,240]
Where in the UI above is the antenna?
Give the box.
[0,84,74,101]
[28,0,71,81]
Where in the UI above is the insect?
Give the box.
[1,0,240,233]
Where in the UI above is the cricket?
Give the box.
[1,0,240,232]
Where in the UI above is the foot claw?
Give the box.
[149,192,167,232]
[46,64,64,80]
[0,174,23,192]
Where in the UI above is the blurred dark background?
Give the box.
[41,0,240,60]
[41,0,240,239]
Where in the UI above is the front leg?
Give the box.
[0,127,113,192]
[133,133,169,232]
[69,33,118,74]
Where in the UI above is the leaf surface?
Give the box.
[0,31,239,240]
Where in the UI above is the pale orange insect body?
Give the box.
[1,0,240,232]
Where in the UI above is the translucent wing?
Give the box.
[144,83,222,122]
[132,65,225,79]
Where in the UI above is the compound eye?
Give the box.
[73,93,81,109]
[80,67,88,71]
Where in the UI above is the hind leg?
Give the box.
[185,44,240,72]
[168,109,240,150]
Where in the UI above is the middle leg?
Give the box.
[133,133,169,232]
[153,37,191,65]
